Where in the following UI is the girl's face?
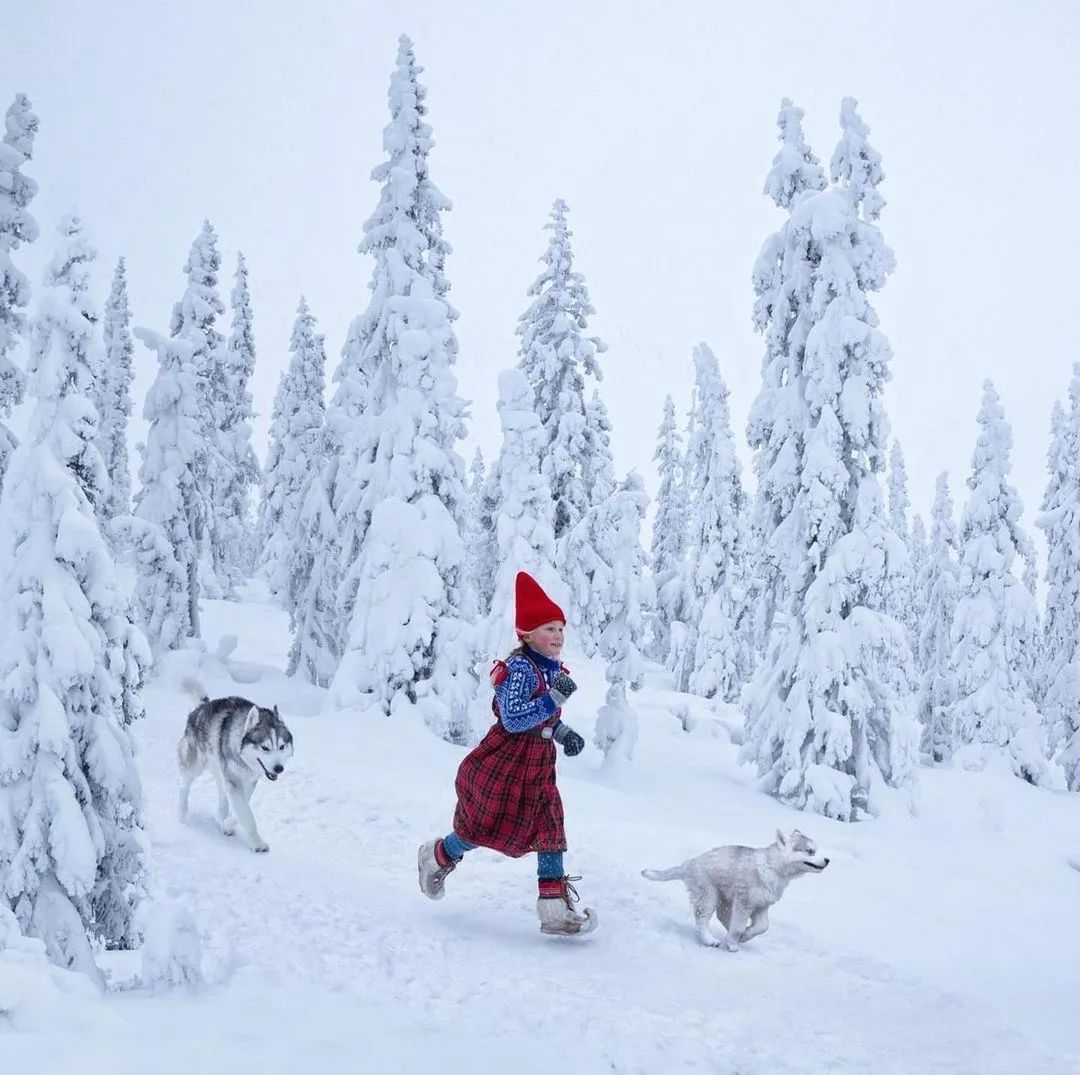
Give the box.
[526,620,565,659]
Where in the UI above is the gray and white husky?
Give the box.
[177,680,294,853]
[643,830,829,950]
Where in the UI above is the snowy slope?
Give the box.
[7,583,1079,1074]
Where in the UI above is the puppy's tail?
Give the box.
[641,865,686,883]
[181,677,209,704]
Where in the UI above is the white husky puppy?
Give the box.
[642,830,829,950]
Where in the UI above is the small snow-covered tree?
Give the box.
[217,252,260,586]
[287,427,339,688]
[0,93,38,491]
[916,473,960,761]
[582,388,616,506]
[100,259,135,522]
[109,515,188,660]
[463,448,498,620]
[170,221,228,597]
[679,344,752,702]
[1037,372,1080,788]
[258,298,326,615]
[885,440,917,653]
[742,99,918,820]
[329,37,473,740]
[0,222,149,981]
[944,381,1057,786]
[517,199,606,544]
[590,472,652,762]
[133,329,204,642]
[649,395,688,661]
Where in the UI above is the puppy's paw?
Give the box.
[698,934,723,948]
[250,840,270,854]
[725,938,740,953]
[222,818,237,836]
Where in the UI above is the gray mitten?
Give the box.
[550,673,577,708]
[552,722,585,757]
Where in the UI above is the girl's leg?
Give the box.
[536,850,565,880]
[439,831,476,864]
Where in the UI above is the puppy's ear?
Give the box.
[775,829,787,848]
[273,705,280,718]
[243,705,260,734]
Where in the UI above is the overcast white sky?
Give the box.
[4,0,1078,547]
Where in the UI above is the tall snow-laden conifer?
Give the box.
[133,329,204,643]
[517,200,605,544]
[259,298,326,615]
[650,394,688,662]
[334,34,456,637]
[742,99,918,820]
[916,473,959,761]
[329,37,473,740]
[0,219,149,983]
[170,221,228,597]
[1037,371,1080,788]
[219,252,260,585]
[0,94,39,491]
[100,259,135,521]
[945,382,1058,786]
[678,344,752,702]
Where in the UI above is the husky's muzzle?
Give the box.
[258,759,280,782]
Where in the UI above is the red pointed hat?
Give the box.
[515,572,566,635]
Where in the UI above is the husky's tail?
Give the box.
[180,678,209,704]
[641,865,686,882]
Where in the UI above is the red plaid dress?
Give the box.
[452,654,566,857]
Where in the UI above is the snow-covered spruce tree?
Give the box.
[133,329,204,643]
[649,395,688,662]
[99,259,135,522]
[562,388,620,654]
[169,221,228,597]
[916,473,960,762]
[885,440,918,656]
[287,424,338,687]
[678,344,752,702]
[745,99,827,646]
[463,448,498,620]
[109,515,188,661]
[0,226,149,981]
[218,252,260,586]
[909,513,927,607]
[517,199,606,544]
[334,34,458,640]
[944,381,1058,786]
[590,472,652,762]
[329,37,473,739]
[582,388,616,506]
[0,93,39,491]
[476,368,560,665]
[1037,372,1080,788]
[742,98,918,820]
[31,217,105,512]
[258,298,326,614]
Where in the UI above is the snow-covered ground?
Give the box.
[7,583,1079,1074]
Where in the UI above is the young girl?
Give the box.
[418,571,597,936]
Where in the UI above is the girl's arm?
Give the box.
[495,658,559,733]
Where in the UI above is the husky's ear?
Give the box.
[273,705,280,718]
[775,829,788,848]
[243,705,260,734]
